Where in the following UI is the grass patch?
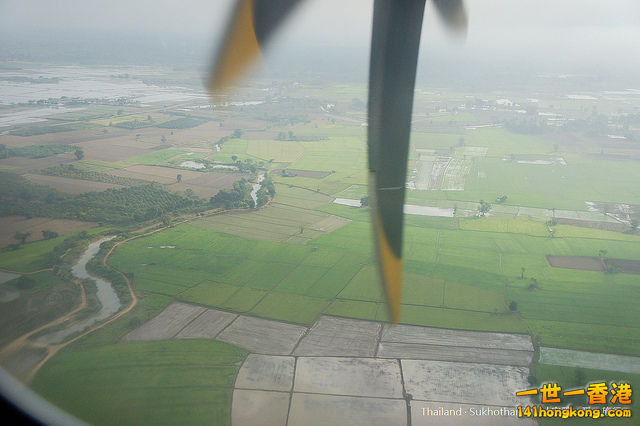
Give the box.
[247,140,305,163]
[177,281,240,308]
[325,299,378,319]
[120,150,186,166]
[250,293,329,325]
[31,340,247,426]
[220,287,266,312]
[0,234,67,271]
[534,364,639,426]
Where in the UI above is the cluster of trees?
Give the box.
[210,178,254,209]
[0,172,201,224]
[505,117,548,135]
[234,159,259,174]
[276,130,297,141]
[0,144,78,159]
[281,169,297,177]
[42,230,59,239]
[41,164,143,186]
[477,200,491,216]
[562,113,609,137]
[255,175,275,208]
[9,230,60,250]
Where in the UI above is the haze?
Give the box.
[1,0,639,79]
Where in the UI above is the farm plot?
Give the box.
[246,139,304,163]
[410,147,475,191]
[0,153,75,173]
[168,171,244,198]
[546,255,604,271]
[31,340,247,426]
[539,347,640,375]
[411,150,450,190]
[280,169,332,179]
[441,157,473,190]
[118,149,187,166]
[121,304,534,426]
[547,253,640,274]
[192,204,350,243]
[90,113,174,127]
[0,216,96,248]
[273,184,332,209]
[24,174,124,194]
[73,140,158,163]
[108,164,200,184]
[284,137,367,185]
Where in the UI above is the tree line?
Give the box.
[0,172,202,224]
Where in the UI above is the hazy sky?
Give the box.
[1,0,639,71]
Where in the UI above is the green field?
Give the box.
[107,194,640,352]
[246,139,305,163]
[32,340,247,426]
[3,72,640,426]
[118,149,187,167]
[534,364,639,426]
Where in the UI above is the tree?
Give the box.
[176,174,182,183]
[147,114,152,121]
[74,148,84,160]
[231,155,238,162]
[232,129,243,138]
[478,200,491,217]
[14,231,30,244]
[520,267,525,280]
[161,135,167,143]
[42,230,59,240]
[360,196,369,207]
[630,219,638,232]
[598,249,608,258]
[509,301,518,312]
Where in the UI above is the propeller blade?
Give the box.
[368,0,426,323]
[208,0,302,92]
[432,0,468,35]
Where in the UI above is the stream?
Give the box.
[36,236,121,344]
[250,173,265,208]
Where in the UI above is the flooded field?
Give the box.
[124,304,534,426]
[0,65,206,106]
[409,146,485,191]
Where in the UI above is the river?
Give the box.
[35,236,122,344]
